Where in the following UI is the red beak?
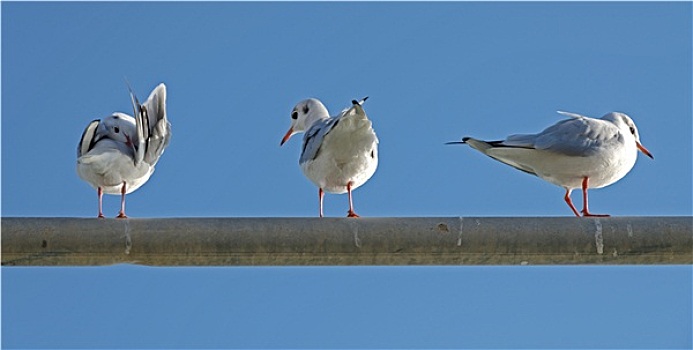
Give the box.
[637,141,654,159]
[280,127,294,146]
[125,134,135,149]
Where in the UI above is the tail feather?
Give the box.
[452,137,538,177]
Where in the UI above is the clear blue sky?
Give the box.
[2,2,691,349]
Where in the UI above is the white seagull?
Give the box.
[281,97,379,217]
[77,83,171,218]
[448,111,653,217]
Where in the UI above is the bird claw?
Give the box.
[582,213,610,218]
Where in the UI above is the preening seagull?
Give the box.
[77,83,171,218]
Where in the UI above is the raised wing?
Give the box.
[129,83,171,166]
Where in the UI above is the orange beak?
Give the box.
[636,141,654,159]
[280,127,294,146]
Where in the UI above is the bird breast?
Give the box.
[301,118,378,193]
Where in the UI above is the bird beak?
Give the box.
[636,141,654,159]
[280,127,294,146]
[124,134,134,149]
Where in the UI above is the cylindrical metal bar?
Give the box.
[1,217,691,266]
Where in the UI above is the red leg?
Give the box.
[581,177,610,217]
[318,188,324,218]
[563,188,581,217]
[116,182,128,218]
[346,181,360,218]
[97,187,105,218]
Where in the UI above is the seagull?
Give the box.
[448,111,653,217]
[281,97,378,217]
[77,83,171,218]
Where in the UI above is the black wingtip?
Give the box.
[445,137,470,145]
[124,77,141,108]
[352,96,369,105]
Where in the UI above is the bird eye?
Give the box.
[303,105,309,114]
[291,111,298,120]
[629,126,635,135]
[114,126,120,133]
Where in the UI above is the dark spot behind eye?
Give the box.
[291,111,298,120]
[302,105,309,114]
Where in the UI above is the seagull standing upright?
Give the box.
[448,111,653,217]
[281,97,378,217]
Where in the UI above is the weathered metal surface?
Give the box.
[2,217,691,266]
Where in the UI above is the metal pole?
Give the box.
[2,217,691,266]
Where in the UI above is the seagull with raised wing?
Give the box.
[77,83,171,218]
[281,97,378,217]
[448,111,653,217]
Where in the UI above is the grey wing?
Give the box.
[131,83,171,166]
[502,112,598,151]
[77,119,101,157]
[300,118,338,164]
[530,117,619,157]
[502,133,539,148]
[299,100,370,164]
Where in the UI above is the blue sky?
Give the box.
[2,2,691,349]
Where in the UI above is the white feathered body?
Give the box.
[464,112,642,191]
[77,115,154,194]
[300,110,378,194]
[77,83,170,196]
